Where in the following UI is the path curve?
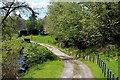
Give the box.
[31,41,93,78]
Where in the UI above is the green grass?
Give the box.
[79,58,104,78]
[21,60,64,78]
[22,35,119,78]
[23,35,56,44]
[100,55,118,78]
[24,35,104,78]
[56,47,104,78]
[21,36,64,78]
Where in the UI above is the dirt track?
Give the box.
[31,41,93,78]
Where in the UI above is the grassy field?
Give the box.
[22,60,64,78]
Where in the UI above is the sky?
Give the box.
[0,0,119,20]
[17,0,50,20]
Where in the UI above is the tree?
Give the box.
[0,0,36,24]
[45,2,120,50]
[0,0,38,39]
[0,0,39,79]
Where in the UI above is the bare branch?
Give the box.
[0,0,36,25]
[1,0,15,24]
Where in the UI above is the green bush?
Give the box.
[2,37,23,79]
[23,43,59,67]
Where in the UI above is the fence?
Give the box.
[79,53,119,80]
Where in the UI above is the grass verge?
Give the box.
[21,60,64,78]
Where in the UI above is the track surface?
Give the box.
[31,41,93,78]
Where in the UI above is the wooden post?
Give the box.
[107,69,110,79]
[99,59,101,67]
[102,61,104,72]
[110,71,112,80]
[98,58,99,66]
[90,56,92,62]
[103,62,105,74]
[99,59,100,67]
[116,77,119,80]
[102,61,104,73]
[96,56,97,64]
[93,56,94,63]
[89,56,91,61]
[100,59,102,68]
[97,55,100,65]
[87,55,89,60]
[104,64,106,77]
[112,74,114,80]
[98,54,99,59]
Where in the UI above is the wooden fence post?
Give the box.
[102,61,104,73]
[98,55,99,58]
[112,74,114,80]
[83,54,85,59]
[82,53,84,59]
[99,59,100,67]
[99,59,101,67]
[96,56,97,64]
[97,55,99,65]
[116,77,119,80]
[89,56,91,61]
[107,69,110,79]
[87,55,89,60]
[100,59,102,68]
[98,58,100,67]
[110,71,112,80]
[92,56,94,63]
[90,56,92,62]
[104,64,106,77]
[103,62,105,75]
[85,55,87,60]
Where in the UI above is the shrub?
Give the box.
[23,43,58,67]
[2,37,23,79]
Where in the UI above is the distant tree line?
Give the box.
[19,18,44,37]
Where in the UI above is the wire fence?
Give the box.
[78,53,119,80]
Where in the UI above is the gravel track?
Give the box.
[31,41,93,79]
